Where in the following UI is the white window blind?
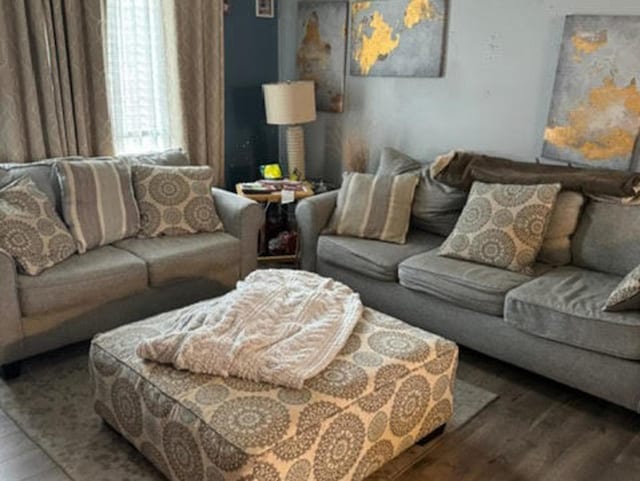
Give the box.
[106,0,172,154]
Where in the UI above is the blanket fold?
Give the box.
[431,151,640,198]
[136,269,363,389]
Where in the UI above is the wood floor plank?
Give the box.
[0,411,20,438]
[0,448,58,481]
[24,467,72,481]
[0,430,39,463]
[396,349,639,481]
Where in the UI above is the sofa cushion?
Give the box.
[56,159,140,253]
[572,200,640,276]
[17,246,148,317]
[440,181,561,274]
[505,266,640,360]
[399,249,536,316]
[318,230,443,281]
[115,233,240,287]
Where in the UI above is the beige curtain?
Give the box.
[0,0,113,163]
[170,0,225,186]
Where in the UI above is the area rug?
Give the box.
[0,343,497,481]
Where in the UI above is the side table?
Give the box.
[236,182,314,264]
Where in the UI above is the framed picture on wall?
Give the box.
[256,0,275,18]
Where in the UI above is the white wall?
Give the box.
[279,0,640,185]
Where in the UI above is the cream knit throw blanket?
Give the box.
[136,269,363,389]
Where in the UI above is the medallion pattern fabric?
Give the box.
[132,165,223,238]
[56,160,140,253]
[90,301,458,481]
[326,172,419,244]
[440,182,561,274]
[0,177,76,275]
[604,264,640,312]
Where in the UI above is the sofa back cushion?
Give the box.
[0,159,77,212]
[118,148,190,167]
[326,172,419,244]
[572,200,640,276]
[0,177,76,275]
[56,160,140,253]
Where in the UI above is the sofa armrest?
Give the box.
[0,248,23,365]
[212,188,264,278]
[296,190,338,272]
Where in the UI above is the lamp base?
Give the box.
[286,125,305,179]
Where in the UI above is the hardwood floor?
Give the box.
[401,349,640,481]
[0,348,638,481]
[0,411,68,481]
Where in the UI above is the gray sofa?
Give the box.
[297,190,640,413]
[0,151,264,376]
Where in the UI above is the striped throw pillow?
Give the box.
[326,172,419,244]
[56,160,140,253]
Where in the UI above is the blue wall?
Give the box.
[280,0,640,185]
[224,1,279,189]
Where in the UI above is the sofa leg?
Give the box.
[416,424,447,446]
[0,361,21,380]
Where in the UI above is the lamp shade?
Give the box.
[262,81,317,125]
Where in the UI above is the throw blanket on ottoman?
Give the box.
[90,299,459,481]
[137,269,363,389]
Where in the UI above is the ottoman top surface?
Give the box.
[91,298,457,457]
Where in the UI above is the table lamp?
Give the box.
[262,81,316,179]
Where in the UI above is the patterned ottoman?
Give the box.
[89,298,458,481]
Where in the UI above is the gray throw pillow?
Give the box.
[0,177,76,275]
[376,147,422,175]
[132,165,223,238]
[375,147,468,237]
[604,265,640,312]
[440,181,561,274]
[412,166,468,236]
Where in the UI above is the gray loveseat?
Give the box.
[297,177,640,413]
[0,150,263,376]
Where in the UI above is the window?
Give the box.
[106,0,172,154]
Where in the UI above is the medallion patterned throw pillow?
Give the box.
[604,265,640,312]
[440,181,561,274]
[0,177,76,275]
[132,165,223,237]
